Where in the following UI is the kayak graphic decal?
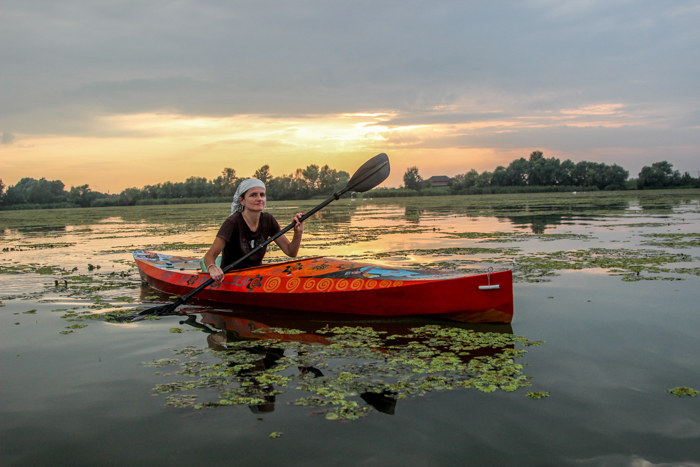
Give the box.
[286,277,301,292]
[283,263,303,275]
[263,276,281,292]
[246,275,263,291]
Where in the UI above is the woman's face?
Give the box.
[240,187,266,212]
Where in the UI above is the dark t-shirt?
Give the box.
[216,212,281,270]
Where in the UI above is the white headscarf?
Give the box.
[231,178,266,215]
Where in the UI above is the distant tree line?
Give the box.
[0,177,112,209]
[397,151,699,196]
[117,164,349,206]
[1,152,697,210]
[0,164,350,209]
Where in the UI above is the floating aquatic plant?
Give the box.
[640,233,700,249]
[668,387,699,397]
[511,248,696,283]
[165,394,198,408]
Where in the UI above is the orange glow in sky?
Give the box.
[0,103,655,193]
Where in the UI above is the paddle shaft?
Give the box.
[177,160,388,305]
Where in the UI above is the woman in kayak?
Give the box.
[203,178,304,284]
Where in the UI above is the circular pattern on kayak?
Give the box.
[286,278,301,292]
[303,279,316,291]
[365,280,378,289]
[350,279,363,290]
[335,279,349,291]
[317,279,332,292]
[263,276,281,292]
[379,280,392,288]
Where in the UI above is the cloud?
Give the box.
[1,132,16,144]
[1,0,699,182]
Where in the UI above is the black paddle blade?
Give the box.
[346,153,390,193]
[114,301,183,322]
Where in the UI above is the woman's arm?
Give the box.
[274,212,304,257]
[203,237,227,283]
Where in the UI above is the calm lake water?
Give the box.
[2,191,700,466]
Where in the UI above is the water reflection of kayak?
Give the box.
[177,311,517,415]
[134,251,513,323]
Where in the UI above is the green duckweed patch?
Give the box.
[526,391,550,399]
[444,231,591,243]
[147,324,544,422]
[368,247,520,265]
[2,242,76,250]
[165,394,198,408]
[640,233,700,249]
[512,248,695,283]
[599,223,680,228]
[668,387,699,397]
[0,263,64,275]
[144,358,181,367]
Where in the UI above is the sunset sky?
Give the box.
[1,1,699,193]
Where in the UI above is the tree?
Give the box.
[0,179,4,205]
[490,166,508,186]
[526,152,566,186]
[68,184,99,207]
[183,176,212,198]
[603,164,629,190]
[558,160,576,186]
[476,171,492,187]
[3,177,67,205]
[638,161,677,189]
[119,187,143,205]
[403,166,423,190]
[505,158,529,186]
[214,168,237,197]
[317,165,349,193]
[301,164,320,190]
[462,169,479,188]
[253,165,273,185]
[572,161,591,186]
[529,150,544,162]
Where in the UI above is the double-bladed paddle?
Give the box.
[119,153,390,322]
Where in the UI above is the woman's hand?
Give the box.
[203,237,227,283]
[208,265,224,283]
[293,212,304,234]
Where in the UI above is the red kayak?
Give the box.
[133,251,514,323]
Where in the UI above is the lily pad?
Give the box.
[668,387,699,397]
